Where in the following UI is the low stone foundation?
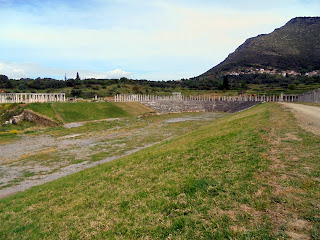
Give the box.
[141,101,259,114]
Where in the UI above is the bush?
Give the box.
[71,89,83,97]
[288,84,296,90]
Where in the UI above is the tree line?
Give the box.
[0,72,319,96]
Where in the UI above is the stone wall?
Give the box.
[206,101,260,113]
[141,101,259,114]
[296,88,320,103]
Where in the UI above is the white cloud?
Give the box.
[0,61,132,79]
[0,10,284,61]
[0,0,319,80]
[84,69,132,79]
[0,62,28,78]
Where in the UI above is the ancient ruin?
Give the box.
[0,93,66,104]
[114,93,298,103]
[296,88,320,103]
[114,93,302,113]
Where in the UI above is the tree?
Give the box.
[120,77,128,82]
[132,85,141,93]
[288,83,296,90]
[76,72,80,81]
[222,76,230,90]
[66,79,77,87]
[0,75,9,84]
[32,78,42,90]
[241,81,248,90]
[71,89,82,97]
[18,83,27,90]
[6,80,13,89]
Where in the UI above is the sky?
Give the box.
[0,0,319,80]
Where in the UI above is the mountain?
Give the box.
[201,17,320,77]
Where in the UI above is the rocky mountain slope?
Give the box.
[201,17,320,77]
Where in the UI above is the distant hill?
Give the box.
[201,17,320,77]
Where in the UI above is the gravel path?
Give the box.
[279,103,320,136]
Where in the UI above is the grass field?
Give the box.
[24,102,154,123]
[0,103,319,239]
[25,103,60,122]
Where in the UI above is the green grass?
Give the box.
[25,102,153,123]
[0,133,21,145]
[0,120,37,132]
[52,102,129,123]
[0,103,319,239]
[25,103,60,122]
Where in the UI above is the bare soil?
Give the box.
[279,103,320,136]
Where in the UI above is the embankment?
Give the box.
[142,100,260,114]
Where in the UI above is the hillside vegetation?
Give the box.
[203,17,320,76]
[0,103,319,239]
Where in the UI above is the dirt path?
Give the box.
[279,103,320,136]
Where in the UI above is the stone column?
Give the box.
[280,93,283,102]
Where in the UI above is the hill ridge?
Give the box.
[201,16,320,77]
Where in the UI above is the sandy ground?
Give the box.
[279,103,320,136]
